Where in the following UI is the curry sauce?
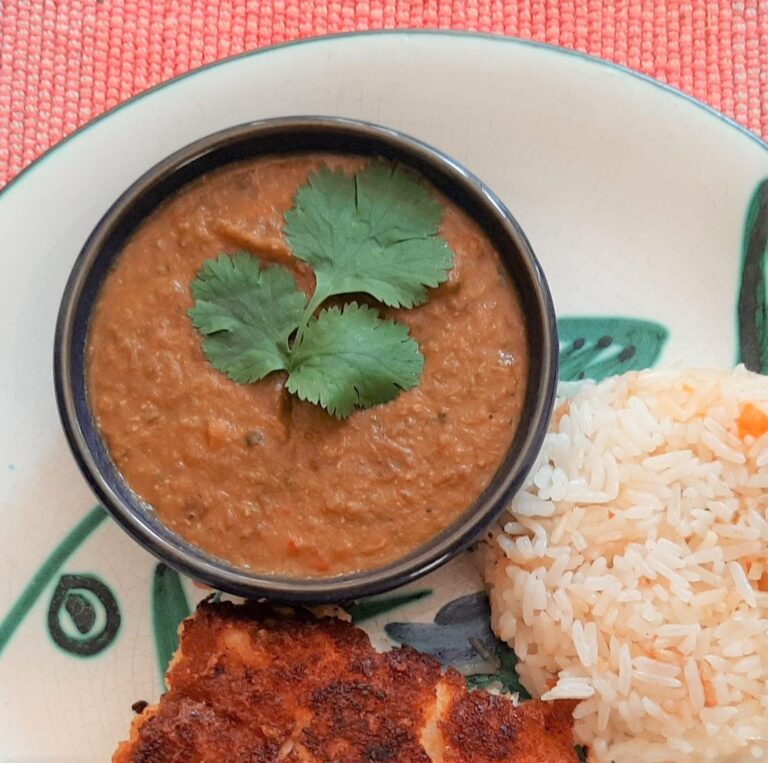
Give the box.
[87,154,528,576]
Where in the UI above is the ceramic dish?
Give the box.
[0,32,766,761]
[53,115,558,603]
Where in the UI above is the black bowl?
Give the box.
[54,116,558,603]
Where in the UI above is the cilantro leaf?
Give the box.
[189,161,456,417]
[284,163,454,310]
[188,253,306,383]
[355,161,444,244]
[286,303,423,418]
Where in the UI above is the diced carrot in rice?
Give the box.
[737,402,768,439]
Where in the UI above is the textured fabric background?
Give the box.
[1,1,767,186]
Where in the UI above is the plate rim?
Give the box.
[1,28,766,205]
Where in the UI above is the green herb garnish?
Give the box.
[189,255,307,382]
[188,161,455,418]
[285,164,453,311]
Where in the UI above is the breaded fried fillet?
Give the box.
[114,601,578,763]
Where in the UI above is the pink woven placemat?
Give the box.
[1,1,767,186]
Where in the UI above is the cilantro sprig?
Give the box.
[188,161,455,418]
[189,254,306,382]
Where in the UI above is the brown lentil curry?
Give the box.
[87,154,528,577]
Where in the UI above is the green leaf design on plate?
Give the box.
[47,574,121,657]
[465,640,531,699]
[151,563,191,680]
[386,593,530,698]
[347,589,432,624]
[0,506,106,658]
[558,317,669,382]
[737,179,768,373]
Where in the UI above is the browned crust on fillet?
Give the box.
[114,601,578,763]
[439,670,579,762]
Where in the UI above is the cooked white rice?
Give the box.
[486,367,768,763]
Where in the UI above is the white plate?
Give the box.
[1,31,766,761]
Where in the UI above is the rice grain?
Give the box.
[486,367,768,762]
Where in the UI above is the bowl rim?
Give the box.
[54,115,558,603]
